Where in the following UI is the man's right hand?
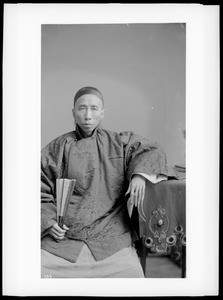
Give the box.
[48,223,69,241]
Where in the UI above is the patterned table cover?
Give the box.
[137,178,186,277]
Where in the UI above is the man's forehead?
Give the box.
[75,94,103,106]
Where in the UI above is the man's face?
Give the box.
[72,94,105,137]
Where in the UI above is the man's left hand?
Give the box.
[126,174,146,208]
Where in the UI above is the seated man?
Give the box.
[41,86,168,278]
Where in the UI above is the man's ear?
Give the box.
[101,109,105,119]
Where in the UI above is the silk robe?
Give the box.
[41,127,168,262]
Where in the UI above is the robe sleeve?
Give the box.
[119,131,168,181]
[41,138,65,237]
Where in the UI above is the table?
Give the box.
[136,178,186,277]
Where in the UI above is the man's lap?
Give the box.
[41,244,144,278]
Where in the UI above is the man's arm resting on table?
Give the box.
[126,173,167,217]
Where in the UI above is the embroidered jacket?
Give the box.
[41,127,168,262]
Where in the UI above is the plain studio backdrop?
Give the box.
[41,23,186,167]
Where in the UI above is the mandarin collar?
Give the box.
[75,125,99,141]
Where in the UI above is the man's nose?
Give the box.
[85,109,92,120]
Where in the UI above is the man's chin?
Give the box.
[80,125,97,137]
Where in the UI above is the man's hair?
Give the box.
[74,86,104,107]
